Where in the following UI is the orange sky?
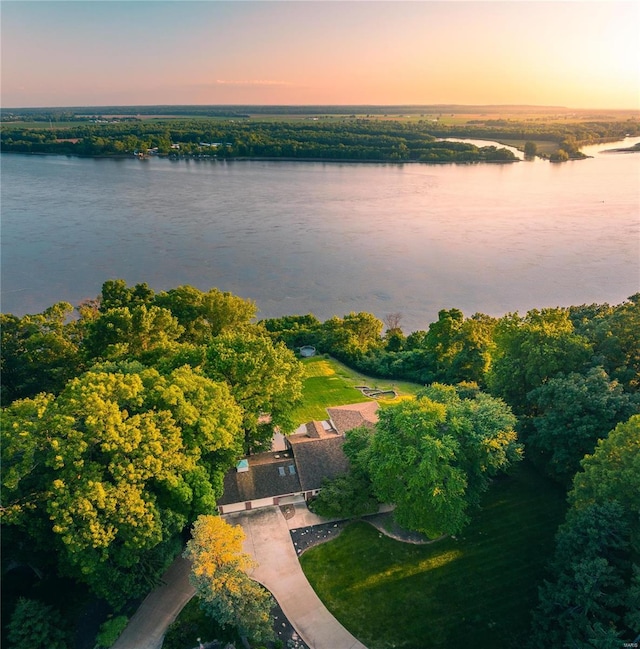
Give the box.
[2,1,639,109]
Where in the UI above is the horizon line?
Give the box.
[4,103,640,112]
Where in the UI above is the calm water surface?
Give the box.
[2,138,639,332]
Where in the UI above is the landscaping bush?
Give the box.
[94,615,128,648]
[308,473,378,519]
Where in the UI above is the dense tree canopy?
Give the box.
[204,330,304,452]
[362,386,521,536]
[6,597,70,649]
[488,308,592,416]
[154,285,258,343]
[529,415,640,646]
[0,302,83,403]
[569,415,640,530]
[1,365,243,606]
[529,502,637,648]
[527,368,640,482]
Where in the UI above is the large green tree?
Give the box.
[569,415,640,531]
[154,285,257,344]
[319,312,384,361]
[573,294,640,392]
[365,387,521,536]
[529,415,640,646]
[204,329,303,453]
[1,366,243,606]
[527,367,640,482]
[529,502,636,648]
[488,308,592,416]
[1,303,84,402]
[6,598,70,649]
[98,279,155,311]
[83,305,184,362]
[421,384,522,507]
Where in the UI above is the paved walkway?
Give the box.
[111,556,195,649]
[283,501,394,531]
[225,506,368,649]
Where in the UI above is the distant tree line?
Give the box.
[0,118,520,162]
[2,113,637,162]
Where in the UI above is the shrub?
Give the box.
[7,597,69,649]
[95,615,129,648]
[308,472,378,519]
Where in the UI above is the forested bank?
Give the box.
[3,107,638,162]
[1,118,518,162]
[2,281,639,647]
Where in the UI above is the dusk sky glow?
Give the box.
[2,1,639,109]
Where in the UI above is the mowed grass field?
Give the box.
[290,356,422,425]
[300,463,566,649]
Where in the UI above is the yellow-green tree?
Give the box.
[185,515,274,642]
[569,415,640,526]
[1,366,243,607]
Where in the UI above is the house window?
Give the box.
[278,467,286,477]
[288,465,296,475]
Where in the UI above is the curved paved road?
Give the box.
[111,504,369,649]
[111,556,195,649]
[225,506,368,649]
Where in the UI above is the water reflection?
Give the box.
[1,138,638,332]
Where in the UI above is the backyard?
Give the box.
[290,356,422,425]
[300,463,566,649]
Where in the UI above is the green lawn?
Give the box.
[300,463,566,649]
[290,356,422,425]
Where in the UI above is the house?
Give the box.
[217,402,378,514]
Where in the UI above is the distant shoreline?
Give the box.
[0,150,521,165]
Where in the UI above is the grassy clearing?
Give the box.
[300,463,566,649]
[319,356,424,396]
[290,356,422,425]
[495,138,561,155]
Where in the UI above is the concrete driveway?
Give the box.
[225,506,368,649]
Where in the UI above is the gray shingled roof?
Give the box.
[218,452,302,505]
[290,436,350,491]
[218,402,379,507]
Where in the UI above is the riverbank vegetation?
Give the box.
[2,281,639,647]
[2,105,637,162]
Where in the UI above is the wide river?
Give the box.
[2,138,639,332]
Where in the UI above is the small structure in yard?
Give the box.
[299,345,316,358]
[356,385,398,399]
